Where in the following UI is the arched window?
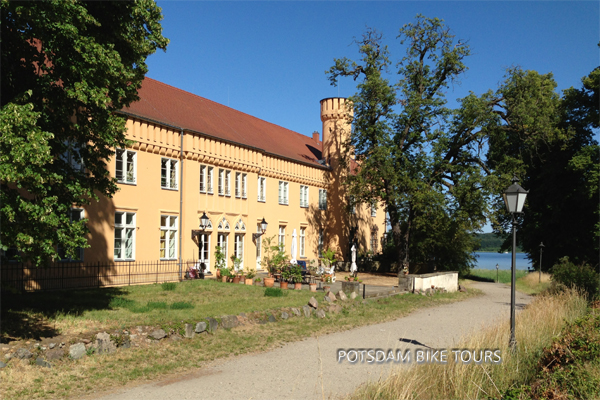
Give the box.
[235,218,246,231]
[217,217,230,231]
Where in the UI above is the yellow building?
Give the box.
[82,78,386,273]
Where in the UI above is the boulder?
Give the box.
[350,292,358,300]
[221,315,239,329]
[291,308,301,317]
[207,318,219,333]
[281,312,289,320]
[329,304,342,314]
[15,348,33,360]
[69,343,86,360]
[302,305,312,317]
[308,297,319,309]
[184,324,195,338]
[326,291,337,302]
[95,332,117,354]
[337,291,348,301]
[35,357,51,368]
[316,310,326,319]
[45,348,65,361]
[268,314,277,323]
[0,361,6,368]
[150,329,167,340]
[195,321,207,333]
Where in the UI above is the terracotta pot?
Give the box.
[264,277,275,288]
[232,276,240,284]
[280,281,289,290]
[245,278,253,285]
[216,269,221,279]
[323,285,331,292]
[221,276,227,283]
[309,283,317,292]
[294,282,302,290]
[254,280,262,286]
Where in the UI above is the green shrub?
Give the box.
[147,301,168,310]
[170,301,194,310]
[264,287,287,297]
[551,257,600,300]
[161,282,177,291]
[109,296,136,309]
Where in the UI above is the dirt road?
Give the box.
[90,282,531,400]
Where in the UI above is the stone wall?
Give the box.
[398,271,458,293]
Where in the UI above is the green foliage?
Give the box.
[551,257,600,300]
[262,235,289,276]
[487,67,599,269]
[170,301,193,310]
[264,287,287,297]
[109,296,136,309]
[0,0,168,264]
[320,248,337,268]
[214,245,227,270]
[496,311,600,400]
[290,264,303,283]
[230,255,242,273]
[161,282,177,291]
[327,15,491,273]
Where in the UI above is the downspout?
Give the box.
[178,128,184,280]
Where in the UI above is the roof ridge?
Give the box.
[143,77,319,145]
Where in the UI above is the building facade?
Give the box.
[80,78,386,272]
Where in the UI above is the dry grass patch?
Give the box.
[348,289,588,400]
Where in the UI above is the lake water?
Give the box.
[473,252,532,270]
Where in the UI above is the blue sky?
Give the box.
[146,1,598,233]
[147,1,598,137]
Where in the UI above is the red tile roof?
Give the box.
[122,78,323,167]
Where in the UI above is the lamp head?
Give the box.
[503,176,529,214]
[200,212,210,230]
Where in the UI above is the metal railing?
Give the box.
[0,259,198,292]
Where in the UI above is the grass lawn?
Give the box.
[1,278,479,399]
[466,269,552,295]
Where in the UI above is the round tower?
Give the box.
[320,97,352,166]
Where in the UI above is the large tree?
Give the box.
[1,0,169,265]
[327,16,497,274]
[487,67,599,269]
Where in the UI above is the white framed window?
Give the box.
[300,185,309,208]
[58,208,85,261]
[235,172,247,198]
[258,176,266,202]
[300,227,306,257]
[160,215,178,260]
[318,229,324,258]
[242,173,247,198]
[319,189,327,210]
[217,233,229,268]
[114,212,135,260]
[278,181,289,205]
[370,231,378,253]
[116,149,136,184]
[200,165,214,194]
[234,234,244,271]
[225,170,231,196]
[218,168,225,195]
[350,196,356,215]
[278,226,285,248]
[371,201,377,217]
[161,158,178,190]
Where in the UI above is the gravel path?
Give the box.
[91,282,531,400]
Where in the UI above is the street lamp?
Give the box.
[503,176,528,350]
[252,217,268,240]
[539,242,545,283]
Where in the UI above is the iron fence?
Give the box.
[0,260,199,292]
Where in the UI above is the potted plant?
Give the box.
[244,267,256,285]
[219,267,231,283]
[280,267,291,289]
[342,273,360,295]
[254,277,262,286]
[308,259,318,292]
[322,274,332,292]
[261,235,289,288]
[231,256,243,283]
[290,264,303,290]
[215,245,227,281]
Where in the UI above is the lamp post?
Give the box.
[539,242,544,283]
[252,217,268,241]
[503,176,529,350]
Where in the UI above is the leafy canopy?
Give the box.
[1,0,168,265]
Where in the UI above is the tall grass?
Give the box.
[349,289,588,400]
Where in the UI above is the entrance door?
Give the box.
[199,233,211,272]
[256,224,262,269]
